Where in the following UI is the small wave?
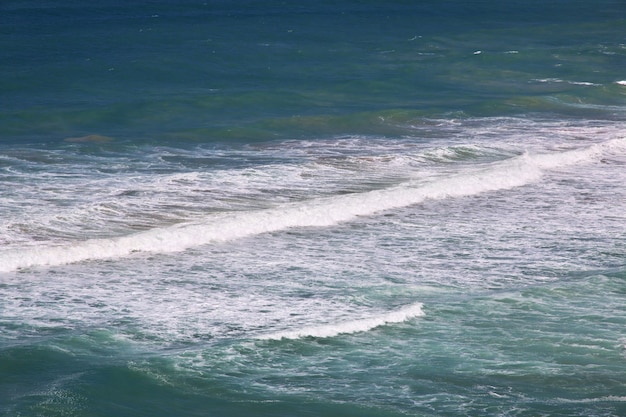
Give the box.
[257,303,424,340]
[532,78,599,86]
[556,396,626,404]
[0,138,623,272]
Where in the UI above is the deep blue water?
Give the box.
[1,1,626,416]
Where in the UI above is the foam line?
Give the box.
[0,138,623,272]
[257,303,425,340]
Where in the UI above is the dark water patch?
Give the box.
[0,342,407,417]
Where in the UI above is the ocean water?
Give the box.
[1,1,626,416]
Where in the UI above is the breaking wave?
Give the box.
[257,303,425,340]
[0,138,623,273]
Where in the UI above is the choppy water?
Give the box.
[1,1,626,416]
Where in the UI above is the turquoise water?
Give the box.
[1,1,626,416]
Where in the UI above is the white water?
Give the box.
[1,137,623,273]
[258,302,424,340]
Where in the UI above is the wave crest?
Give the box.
[257,303,425,340]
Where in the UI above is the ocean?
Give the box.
[1,1,626,416]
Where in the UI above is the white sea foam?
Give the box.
[532,78,598,86]
[556,396,626,404]
[568,81,599,86]
[533,78,564,83]
[0,138,623,273]
[257,303,424,340]
[531,137,626,169]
